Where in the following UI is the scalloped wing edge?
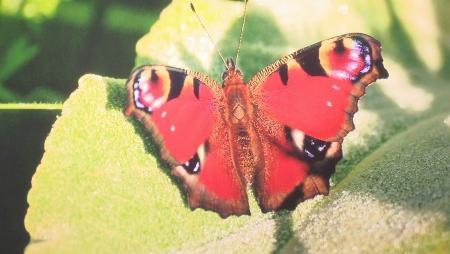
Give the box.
[248,33,389,143]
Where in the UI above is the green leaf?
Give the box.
[25,0,450,253]
[282,114,450,253]
[25,74,253,253]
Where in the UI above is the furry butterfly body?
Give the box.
[125,32,388,218]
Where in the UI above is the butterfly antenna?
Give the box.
[235,0,248,65]
[190,2,228,68]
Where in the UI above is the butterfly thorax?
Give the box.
[222,60,262,184]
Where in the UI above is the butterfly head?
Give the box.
[222,58,243,84]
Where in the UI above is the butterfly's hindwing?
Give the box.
[253,110,342,211]
[172,121,249,218]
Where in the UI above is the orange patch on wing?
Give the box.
[342,37,356,49]
[287,58,302,71]
[318,39,334,75]
[153,66,171,101]
[183,75,194,90]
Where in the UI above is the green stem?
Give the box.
[0,103,63,110]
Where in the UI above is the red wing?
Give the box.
[172,119,249,218]
[125,65,220,163]
[249,33,389,142]
[253,110,342,211]
[249,33,388,210]
[125,66,248,217]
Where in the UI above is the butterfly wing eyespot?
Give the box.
[172,127,250,218]
[125,65,249,218]
[253,111,342,211]
[125,65,219,163]
[249,33,389,142]
[125,33,389,217]
[249,33,388,211]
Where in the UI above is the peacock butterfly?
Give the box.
[124,2,389,218]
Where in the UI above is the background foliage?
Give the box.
[1,0,449,253]
[0,0,169,253]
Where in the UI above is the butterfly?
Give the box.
[124,2,388,218]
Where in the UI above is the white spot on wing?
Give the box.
[170,125,175,132]
[291,129,305,151]
[332,70,350,80]
[361,64,371,74]
[305,150,314,158]
[193,162,200,172]
[327,101,333,107]
[197,144,206,167]
[134,90,144,108]
[148,97,164,111]
[350,52,360,59]
[318,144,326,152]
[332,84,340,90]
[348,62,359,71]
[161,111,167,118]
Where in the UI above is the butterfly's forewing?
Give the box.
[250,33,389,142]
[125,66,217,163]
[125,66,249,218]
[249,33,388,211]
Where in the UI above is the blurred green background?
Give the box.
[0,0,168,253]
